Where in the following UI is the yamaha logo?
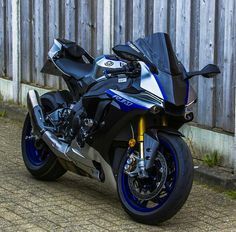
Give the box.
[104,61,114,66]
[113,95,133,106]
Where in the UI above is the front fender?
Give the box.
[157,128,184,137]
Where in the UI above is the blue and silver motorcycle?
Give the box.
[21,33,220,224]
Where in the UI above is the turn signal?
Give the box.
[128,138,136,148]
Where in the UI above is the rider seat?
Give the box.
[55,39,94,79]
[55,58,94,79]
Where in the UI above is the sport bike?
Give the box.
[21,33,220,224]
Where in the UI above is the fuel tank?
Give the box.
[92,55,127,79]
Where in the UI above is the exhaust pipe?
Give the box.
[27,90,70,160]
[27,90,46,136]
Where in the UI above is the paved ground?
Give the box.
[0,117,235,232]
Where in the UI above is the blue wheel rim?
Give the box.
[121,139,178,212]
[24,120,50,166]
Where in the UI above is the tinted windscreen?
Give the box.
[134,33,181,75]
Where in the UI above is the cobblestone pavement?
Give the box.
[0,117,235,232]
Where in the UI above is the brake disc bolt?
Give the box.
[127,157,134,165]
[124,164,130,171]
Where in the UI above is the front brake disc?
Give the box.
[127,152,167,200]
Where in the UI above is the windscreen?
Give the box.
[134,33,181,75]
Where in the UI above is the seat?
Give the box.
[55,58,94,79]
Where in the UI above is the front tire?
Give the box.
[117,132,193,225]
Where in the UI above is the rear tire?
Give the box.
[21,98,66,181]
[117,132,193,225]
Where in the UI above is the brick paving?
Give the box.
[0,117,235,231]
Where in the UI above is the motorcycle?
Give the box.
[21,33,220,224]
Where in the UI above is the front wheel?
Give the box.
[117,132,193,225]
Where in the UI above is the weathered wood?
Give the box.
[0,0,5,76]
[65,0,76,41]
[222,0,235,132]
[153,0,168,33]
[20,0,32,84]
[168,0,177,49]
[5,0,12,79]
[145,0,154,35]
[12,0,21,103]
[189,0,200,120]
[132,0,146,40]
[197,0,216,127]
[47,0,60,89]
[175,0,191,70]
[1,0,235,133]
[214,0,225,129]
[103,0,113,53]
[90,0,97,57]
[34,0,45,86]
[79,0,92,53]
[96,0,103,55]
[114,0,126,45]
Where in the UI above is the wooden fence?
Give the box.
[0,0,235,133]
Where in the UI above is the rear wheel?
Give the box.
[117,132,193,224]
[21,100,66,181]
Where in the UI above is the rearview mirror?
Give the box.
[200,64,220,78]
[186,64,220,80]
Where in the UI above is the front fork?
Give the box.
[125,115,166,177]
[137,116,146,177]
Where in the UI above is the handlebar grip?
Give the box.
[104,66,129,75]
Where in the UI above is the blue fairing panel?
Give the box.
[106,89,154,112]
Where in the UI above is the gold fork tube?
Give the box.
[137,116,146,159]
[137,116,146,142]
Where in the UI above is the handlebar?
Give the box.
[104,65,130,75]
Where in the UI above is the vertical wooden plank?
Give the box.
[234,1,236,172]
[79,0,92,53]
[167,0,177,49]
[5,0,12,79]
[96,0,103,55]
[59,0,65,39]
[222,0,235,132]
[90,0,97,57]
[175,0,191,70]
[153,0,168,33]
[103,0,113,53]
[21,0,32,84]
[47,0,60,89]
[145,0,154,35]
[114,0,126,45]
[189,0,200,121]
[132,0,146,40]
[214,0,225,129]
[34,0,45,86]
[12,0,21,103]
[65,0,76,41]
[197,0,216,126]
[0,0,5,76]
[126,0,133,41]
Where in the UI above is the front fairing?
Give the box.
[134,33,197,107]
[139,62,196,107]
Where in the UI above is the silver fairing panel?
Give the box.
[139,61,164,100]
[66,139,117,191]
